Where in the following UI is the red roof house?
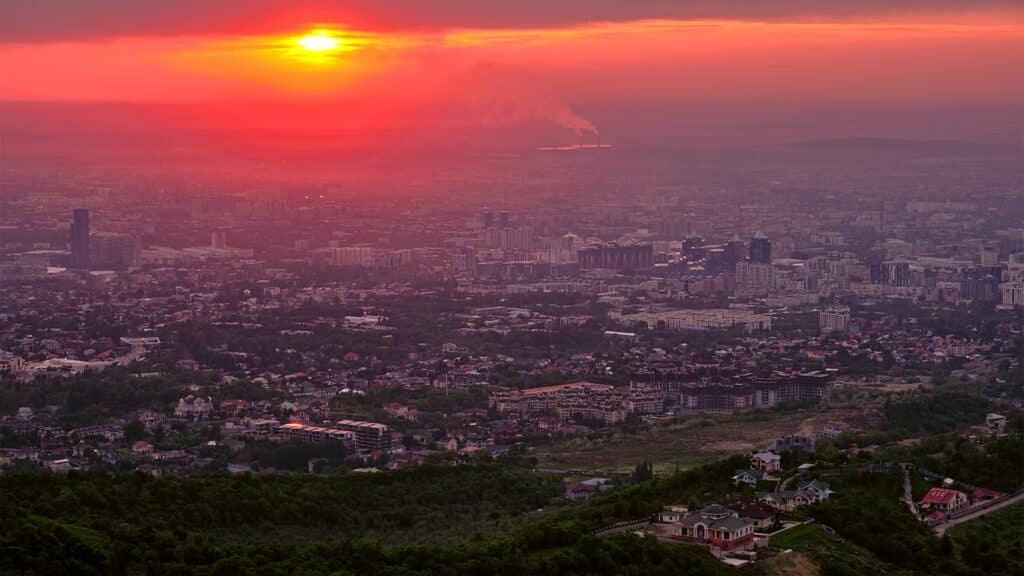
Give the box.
[920,488,968,512]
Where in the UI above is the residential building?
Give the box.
[819,305,851,334]
[920,488,968,514]
[1000,279,1024,307]
[70,208,90,269]
[277,422,356,449]
[750,452,781,472]
[174,395,214,420]
[985,413,1007,436]
[335,419,391,451]
[664,504,757,551]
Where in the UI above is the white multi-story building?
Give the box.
[1000,279,1024,307]
[819,305,851,334]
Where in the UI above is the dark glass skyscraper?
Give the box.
[724,234,745,271]
[749,231,771,264]
[70,208,90,268]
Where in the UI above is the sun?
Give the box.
[298,30,341,52]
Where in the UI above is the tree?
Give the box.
[632,461,654,483]
[124,420,146,443]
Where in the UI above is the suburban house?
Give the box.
[658,505,689,524]
[799,480,834,501]
[985,413,1007,436]
[724,500,781,531]
[758,491,812,511]
[384,403,418,421]
[732,469,772,489]
[565,477,613,501]
[970,488,1000,502]
[663,504,757,551]
[920,488,968,514]
[758,481,833,511]
[174,395,214,420]
[750,451,782,472]
[565,482,597,501]
[131,440,154,454]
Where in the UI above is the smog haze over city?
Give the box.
[1,2,1022,575]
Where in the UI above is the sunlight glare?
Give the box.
[298,31,341,52]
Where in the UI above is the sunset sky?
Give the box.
[1,1,1021,144]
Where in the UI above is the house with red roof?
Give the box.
[132,440,154,455]
[970,488,1000,502]
[920,488,968,513]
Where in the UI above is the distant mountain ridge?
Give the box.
[760,137,1018,156]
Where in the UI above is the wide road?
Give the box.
[934,492,1024,536]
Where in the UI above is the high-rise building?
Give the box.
[819,306,851,334]
[211,230,227,249]
[578,242,654,271]
[499,210,510,229]
[736,261,774,295]
[724,234,745,271]
[70,208,90,269]
[1000,279,1024,307]
[91,233,139,269]
[682,233,705,261]
[749,231,771,264]
[481,210,493,229]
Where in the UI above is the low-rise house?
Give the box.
[131,440,154,454]
[750,451,781,473]
[758,491,812,511]
[732,469,773,489]
[985,413,1007,436]
[658,506,689,524]
[920,488,968,514]
[565,482,597,501]
[758,481,832,511]
[45,458,72,473]
[384,403,418,421]
[174,395,214,420]
[150,449,189,464]
[799,480,834,501]
[724,500,780,531]
[664,504,757,551]
[970,488,1000,502]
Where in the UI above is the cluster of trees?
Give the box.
[0,369,193,429]
[809,472,1023,576]
[1,516,732,576]
[0,465,563,548]
[884,434,1024,493]
[0,462,740,576]
[947,503,1024,576]
[879,390,994,439]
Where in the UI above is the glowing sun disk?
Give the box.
[298,31,341,52]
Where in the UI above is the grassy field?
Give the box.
[765,522,909,576]
[769,522,821,549]
[532,406,866,475]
